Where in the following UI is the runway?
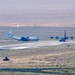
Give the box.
[0,40,75,50]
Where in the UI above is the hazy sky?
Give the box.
[0,0,75,13]
[0,0,75,26]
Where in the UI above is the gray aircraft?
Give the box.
[50,30,74,42]
[8,31,40,41]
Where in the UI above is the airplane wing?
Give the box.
[50,36,60,39]
[66,36,75,39]
[21,37,29,41]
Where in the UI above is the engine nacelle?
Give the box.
[21,37,28,41]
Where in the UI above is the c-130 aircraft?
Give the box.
[50,30,74,42]
[8,31,40,41]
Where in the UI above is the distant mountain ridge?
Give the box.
[0,22,75,27]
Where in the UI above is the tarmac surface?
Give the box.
[0,40,75,50]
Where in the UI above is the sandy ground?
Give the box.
[0,40,75,68]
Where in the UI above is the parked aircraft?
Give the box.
[8,31,40,41]
[50,30,74,42]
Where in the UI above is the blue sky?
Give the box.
[0,0,75,13]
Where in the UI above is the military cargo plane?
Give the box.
[50,30,74,42]
[8,31,40,41]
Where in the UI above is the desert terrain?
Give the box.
[0,43,75,75]
[0,26,75,75]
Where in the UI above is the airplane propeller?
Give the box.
[66,37,68,39]
[55,36,59,39]
[70,36,74,39]
[50,36,54,39]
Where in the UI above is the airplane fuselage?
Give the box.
[59,37,66,42]
[8,31,40,41]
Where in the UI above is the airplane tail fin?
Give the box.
[8,31,13,38]
[64,30,66,37]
